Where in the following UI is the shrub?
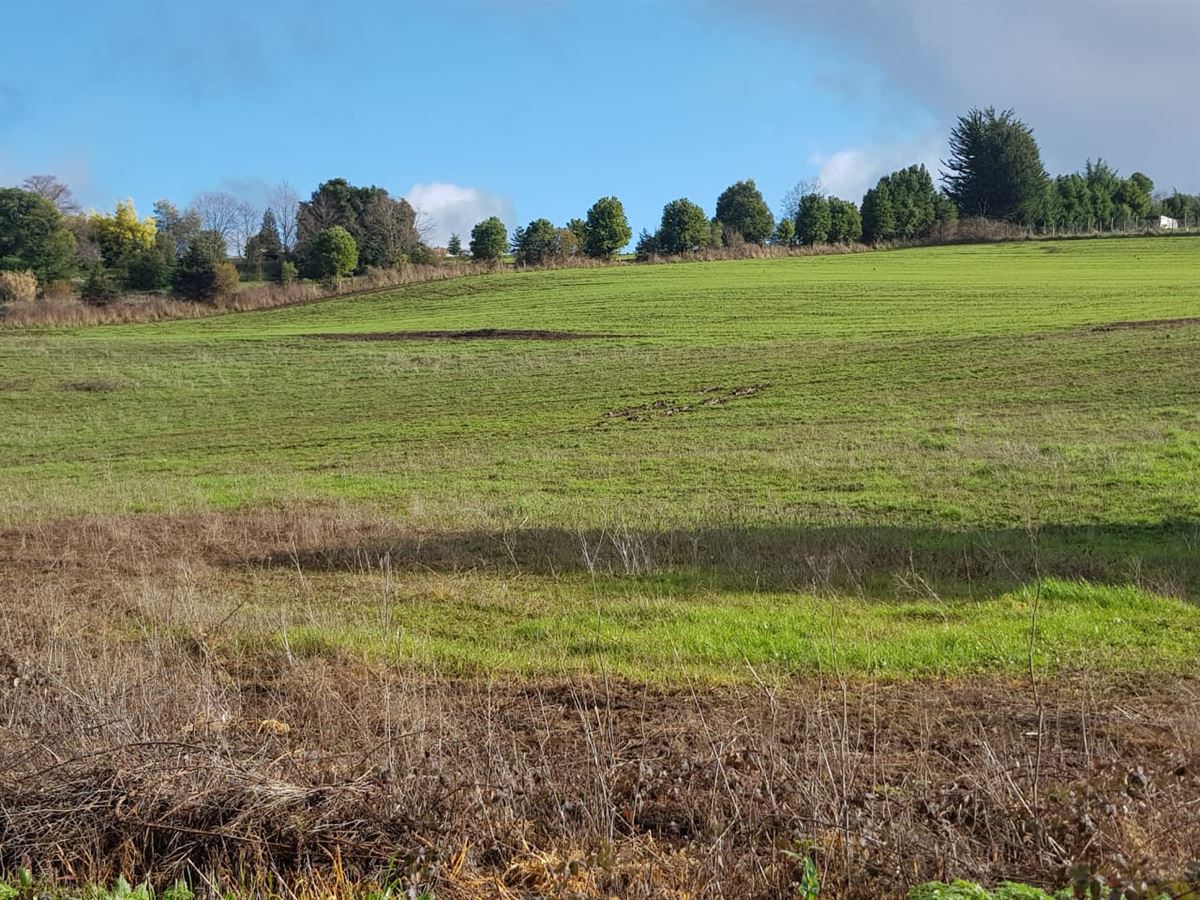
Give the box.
[213,260,240,300]
[41,279,74,302]
[0,269,37,304]
[279,260,298,283]
[409,243,436,266]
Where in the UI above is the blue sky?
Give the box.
[2,0,1196,244]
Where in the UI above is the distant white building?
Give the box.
[1155,214,1180,230]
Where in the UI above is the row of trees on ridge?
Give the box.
[2,106,1199,306]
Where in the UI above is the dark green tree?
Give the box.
[0,188,77,283]
[1051,173,1092,229]
[795,193,831,245]
[773,218,796,246]
[888,165,939,237]
[1160,191,1200,226]
[301,226,358,281]
[1084,159,1120,227]
[656,198,710,254]
[447,233,462,256]
[713,179,774,245]
[243,210,284,279]
[566,218,588,252]
[1115,172,1153,223]
[126,246,174,290]
[583,196,632,259]
[942,107,1049,224]
[172,237,224,300]
[469,217,507,261]
[861,181,897,242]
[297,178,421,270]
[80,263,119,306]
[828,198,863,243]
[634,229,660,262]
[513,218,560,266]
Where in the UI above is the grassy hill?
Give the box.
[2,237,1198,527]
[1,236,1197,678]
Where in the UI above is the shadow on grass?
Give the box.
[237,519,1200,601]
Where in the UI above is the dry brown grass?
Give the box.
[0,255,625,329]
[1,510,1197,897]
[0,263,496,328]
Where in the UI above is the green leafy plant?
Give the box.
[782,839,820,898]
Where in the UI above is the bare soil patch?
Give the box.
[1091,316,1200,332]
[311,328,625,342]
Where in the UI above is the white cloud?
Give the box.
[811,134,942,202]
[404,183,516,247]
[737,0,1200,191]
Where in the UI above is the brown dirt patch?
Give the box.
[311,328,625,342]
[1091,316,1200,332]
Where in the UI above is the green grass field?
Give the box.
[3,236,1198,678]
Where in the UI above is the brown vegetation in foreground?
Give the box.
[0,263,500,328]
[1,511,1197,898]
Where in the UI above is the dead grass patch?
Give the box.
[1,510,1197,896]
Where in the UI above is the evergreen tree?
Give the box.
[795,193,831,245]
[942,107,1049,224]
[772,218,796,246]
[447,233,462,256]
[634,228,660,261]
[827,198,863,243]
[861,182,896,242]
[512,218,560,266]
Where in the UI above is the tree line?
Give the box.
[2,106,1198,306]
